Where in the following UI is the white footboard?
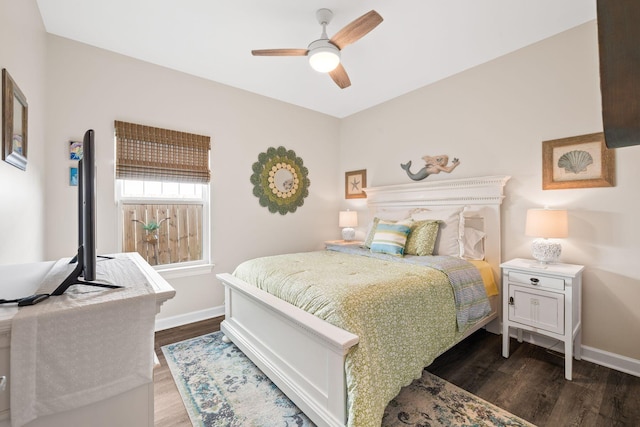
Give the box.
[216,273,359,427]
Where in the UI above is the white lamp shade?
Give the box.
[526,208,568,263]
[525,209,568,238]
[339,210,358,228]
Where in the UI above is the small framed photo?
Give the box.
[345,169,367,199]
[69,140,83,160]
[2,69,28,170]
[542,132,615,190]
[69,167,78,186]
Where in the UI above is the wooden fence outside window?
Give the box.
[122,203,203,266]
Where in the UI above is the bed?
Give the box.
[216,175,510,427]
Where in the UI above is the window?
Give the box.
[115,121,211,270]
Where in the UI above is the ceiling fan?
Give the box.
[251,9,383,89]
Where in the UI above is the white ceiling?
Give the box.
[36,0,596,118]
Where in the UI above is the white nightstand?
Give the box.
[324,240,363,248]
[500,258,584,380]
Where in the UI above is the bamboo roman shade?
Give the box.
[115,120,211,183]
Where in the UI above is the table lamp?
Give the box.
[525,208,568,264]
[339,210,358,241]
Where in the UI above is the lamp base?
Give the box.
[531,238,562,263]
[341,227,355,241]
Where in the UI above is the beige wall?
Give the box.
[0,0,47,263]
[2,2,638,364]
[43,36,341,320]
[339,22,640,360]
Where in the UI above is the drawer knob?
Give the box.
[509,296,514,305]
[0,376,5,391]
[530,277,540,285]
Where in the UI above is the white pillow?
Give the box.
[462,226,486,260]
[411,208,464,256]
[373,209,412,221]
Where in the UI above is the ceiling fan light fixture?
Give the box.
[308,40,340,73]
[251,9,382,88]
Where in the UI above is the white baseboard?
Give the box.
[508,330,640,378]
[581,345,640,378]
[154,305,224,331]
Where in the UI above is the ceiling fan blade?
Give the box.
[329,64,351,89]
[330,10,383,50]
[251,49,308,56]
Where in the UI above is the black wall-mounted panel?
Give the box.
[597,0,640,148]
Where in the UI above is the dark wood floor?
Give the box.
[426,330,640,427]
[154,317,640,426]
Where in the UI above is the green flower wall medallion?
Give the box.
[250,146,310,215]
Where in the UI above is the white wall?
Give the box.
[3,1,638,365]
[339,22,640,361]
[43,35,341,319]
[0,0,47,264]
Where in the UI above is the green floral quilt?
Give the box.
[233,249,490,427]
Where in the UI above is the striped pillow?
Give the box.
[370,219,413,256]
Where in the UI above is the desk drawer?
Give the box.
[508,271,565,290]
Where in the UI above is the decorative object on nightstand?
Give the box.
[339,210,358,241]
[324,239,363,248]
[525,208,568,264]
[501,258,584,380]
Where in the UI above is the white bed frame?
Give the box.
[216,175,510,427]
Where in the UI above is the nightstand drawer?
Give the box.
[508,271,565,290]
[508,285,564,334]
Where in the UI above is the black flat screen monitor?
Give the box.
[52,129,120,295]
[81,128,97,281]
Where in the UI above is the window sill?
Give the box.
[156,262,214,280]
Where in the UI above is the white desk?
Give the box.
[0,253,175,427]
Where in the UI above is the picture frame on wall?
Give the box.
[345,169,367,199]
[542,132,615,190]
[70,167,78,186]
[70,140,83,160]
[2,69,28,171]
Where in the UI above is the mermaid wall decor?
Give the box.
[400,155,460,181]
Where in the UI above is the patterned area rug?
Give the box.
[162,331,535,427]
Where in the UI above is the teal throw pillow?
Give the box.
[370,219,413,256]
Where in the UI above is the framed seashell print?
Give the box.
[542,132,615,189]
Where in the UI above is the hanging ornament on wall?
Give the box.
[400,154,460,181]
[250,146,310,215]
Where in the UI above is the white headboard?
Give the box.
[364,175,511,281]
